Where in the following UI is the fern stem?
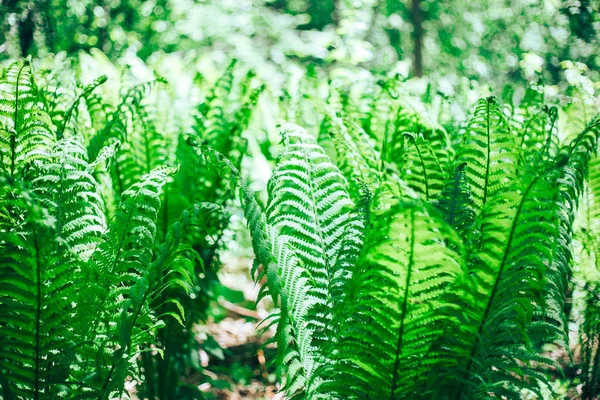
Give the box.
[539,110,558,163]
[143,118,153,173]
[57,94,84,140]
[54,151,68,235]
[517,113,537,151]
[390,207,415,399]
[113,155,125,197]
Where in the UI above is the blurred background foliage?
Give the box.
[2,0,599,88]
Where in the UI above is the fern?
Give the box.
[441,160,564,398]
[32,136,107,260]
[0,60,55,178]
[82,166,177,397]
[0,178,77,399]
[399,132,445,201]
[134,61,263,399]
[577,144,600,399]
[86,78,164,164]
[198,139,318,394]
[318,201,465,399]
[324,108,380,203]
[433,162,476,240]
[0,59,196,398]
[457,96,518,212]
[139,203,217,400]
[2,48,600,400]
[264,123,355,390]
[56,75,108,140]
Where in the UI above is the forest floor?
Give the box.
[198,255,281,399]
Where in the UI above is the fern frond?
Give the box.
[196,59,237,145]
[81,166,175,395]
[444,161,563,399]
[457,96,518,212]
[578,151,600,400]
[86,78,164,163]
[433,162,476,240]
[519,104,559,167]
[325,109,380,203]
[266,123,355,363]
[400,132,445,201]
[267,122,354,276]
[554,116,600,319]
[317,201,465,399]
[0,177,79,399]
[32,136,107,260]
[57,75,108,140]
[205,123,360,396]
[270,229,321,395]
[0,60,55,178]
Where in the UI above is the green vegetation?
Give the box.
[1,0,600,399]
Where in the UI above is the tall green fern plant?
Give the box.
[0,60,194,399]
[219,89,600,399]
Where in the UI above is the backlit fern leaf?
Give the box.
[33,136,107,260]
[197,143,322,396]
[400,132,445,201]
[91,165,175,294]
[316,201,465,399]
[204,123,359,396]
[442,160,563,399]
[266,123,354,364]
[0,178,78,399]
[457,97,518,212]
[82,166,175,395]
[433,162,476,240]
[325,109,379,203]
[0,60,55,178]
[270,230,320,395]
[267,123,354,276]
